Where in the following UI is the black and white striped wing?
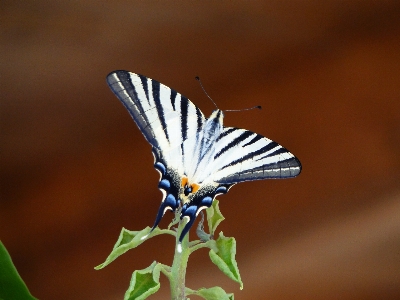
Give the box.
[106,70,206,172]
[211,127,301,184]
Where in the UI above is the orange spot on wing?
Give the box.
[181,177,188,187]
[191,183,200,193]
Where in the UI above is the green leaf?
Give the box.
[209,232,243,289]
[206,199,225,236]
[186,286,234,300]
[95,226,174,269]
[124,261,162,300]
[0,241,37,300]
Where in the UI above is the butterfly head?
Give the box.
[209,109,224,123]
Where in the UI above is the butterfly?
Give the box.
[106,70,301,245]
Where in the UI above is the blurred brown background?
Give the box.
[1,1,400,299]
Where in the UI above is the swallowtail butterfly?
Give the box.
[107,71,301,246]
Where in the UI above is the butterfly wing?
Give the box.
[210,127,301,184]
[107,71,205,155]
[107,70,206,229]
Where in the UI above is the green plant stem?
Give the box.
[157,228,177,237]
[189,239,217,254]
[159,264,172,280]
[170,220,190,300]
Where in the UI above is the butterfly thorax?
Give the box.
[188,109,224,183]
[201,110,224,142]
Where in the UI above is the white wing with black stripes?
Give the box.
[106,70,301,246]
[211,127,301,183]
[107,71,205,175]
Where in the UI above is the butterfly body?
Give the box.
[107,70,301,243]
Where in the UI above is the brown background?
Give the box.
[1,1,400,299]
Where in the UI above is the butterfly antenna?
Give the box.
[195,76,218,109]
[225,105,262,112]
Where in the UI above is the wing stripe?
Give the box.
[181,96,189,141]
[151,79,170,142]
[242,134,263,147]
[218,141,279,171]
[170,89,177,111]
[255,146,288,161]
[214,130,254,160]
[138,74,150,103]
[196,106,203,131]
[216,127,236,142]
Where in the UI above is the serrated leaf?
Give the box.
[124,261,161,300]
[0,241,38,300]
[187,286,234,300]
[118,228,142,245]
[95,227,158,269]
[206,199,225,235]
[95,227,149,269]
[209,232,243,289]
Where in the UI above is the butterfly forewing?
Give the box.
[210,127,301,183]
[107,71,205,159]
